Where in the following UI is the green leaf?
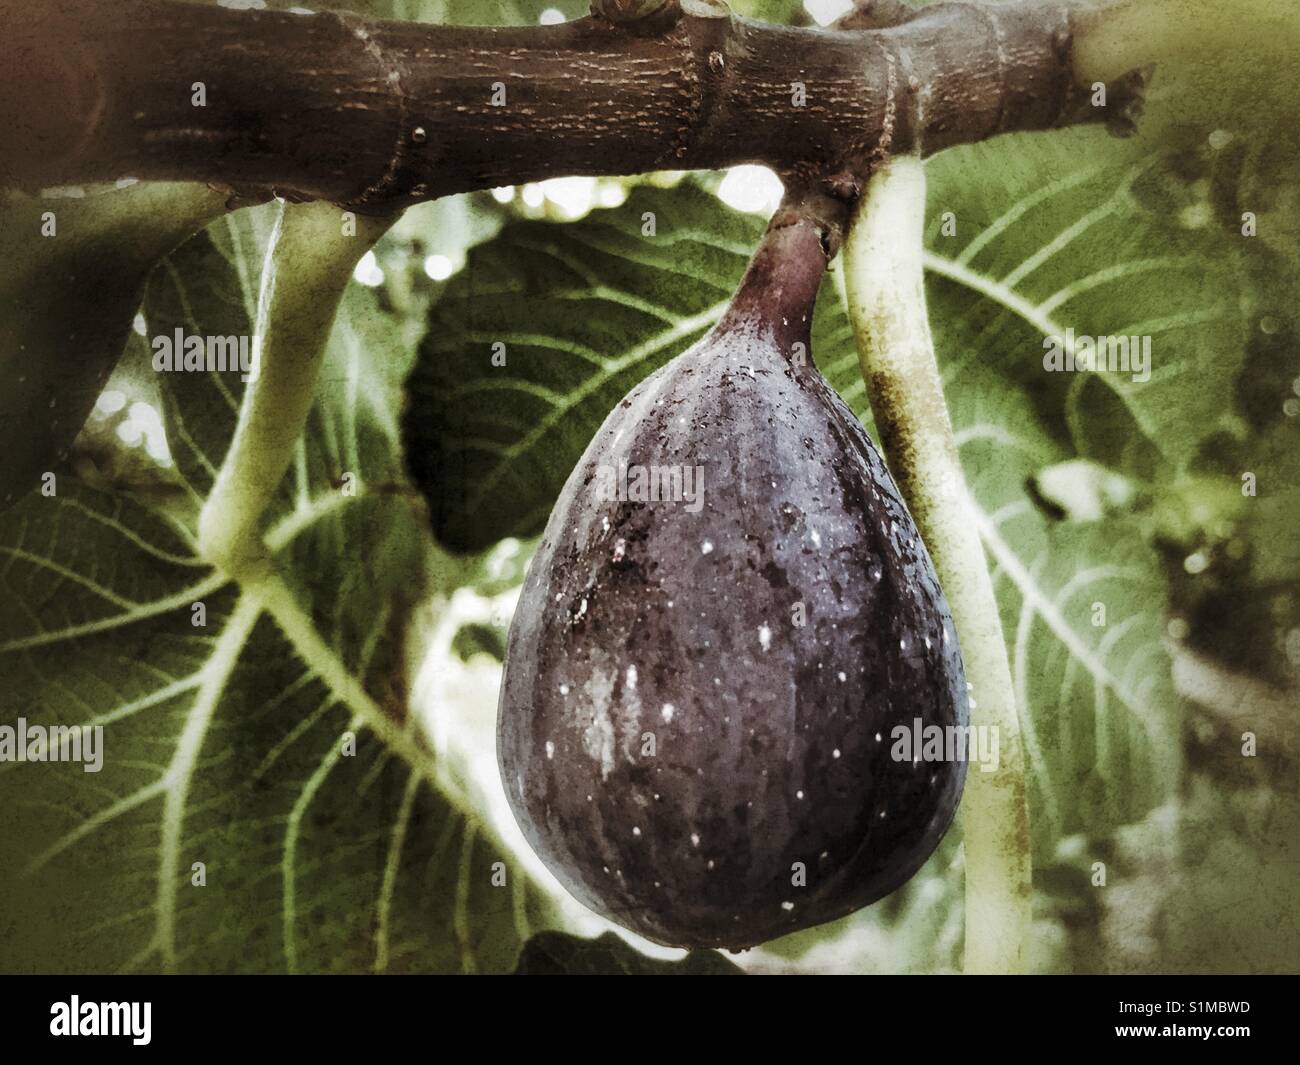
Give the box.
[514,931,743,974]
[0,481,534,973]
[452,621,508,662]
[944,367,1181,845]
[0,213,538,973]
[144,212,262,502]
[915,132,1252,478]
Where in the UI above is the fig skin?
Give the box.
[498,219,968,950]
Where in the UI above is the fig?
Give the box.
[497,214,968,949]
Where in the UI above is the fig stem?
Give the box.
[714,208,836,353]
[841,153,1032,975]
[196,200,397,578]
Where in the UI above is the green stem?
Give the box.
[197,200,396,577]
[841,154,1031,974]
[1071,0,1290,83]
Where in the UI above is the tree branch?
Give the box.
[3,0,1144,207]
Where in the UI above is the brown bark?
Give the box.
[1,0,1142,208]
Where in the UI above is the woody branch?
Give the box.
[1,0,1148,209]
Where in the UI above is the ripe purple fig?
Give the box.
[498,216,968,949]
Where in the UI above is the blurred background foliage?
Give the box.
[0,0,1295,973]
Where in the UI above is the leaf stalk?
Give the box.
[843,153,1032,974]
